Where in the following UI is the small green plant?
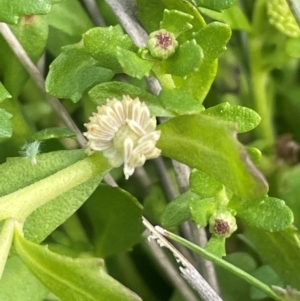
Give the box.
[0,0,300,300]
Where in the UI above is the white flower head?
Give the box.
[84,95,161,179]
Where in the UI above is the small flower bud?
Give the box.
[147,29,178,60]
[209,210,237,238]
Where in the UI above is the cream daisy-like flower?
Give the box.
[84,95,161,179]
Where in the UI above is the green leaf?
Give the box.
[202,103,261,133]
[285,37,300,58]
[31,127,76,141]
[246,227,300,290]
[190,169,223,198]
[161,190,198,228]
[83,26,138,73]
[160,9,193,38]
[267,0,300,38]
[0,83,12,102]
[205,236,226,257]
[158,88,204,115]
[189,197,217,227]
[245,147,262,165]
[230,196,293,232]
[198,5,252,32]
[163,40,203,77]
[46,43,114,102]
[0,256,48,301]
[14,227,142,301]
[193,22,232,64]
[47,0,93,56]
[0,0,63,24]
[88,81,173,117]
[116,48,154,79]
[157,114,268,200]
[0,108,13,142]
[82,185,143,258]
[191,0,237,11]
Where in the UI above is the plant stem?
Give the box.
[159,227,283,301]
[248,0,275,143]
[0,154,110,221]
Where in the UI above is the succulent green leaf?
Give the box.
[157,114,268,200]
[14,227,142,301]
[161,190,198,228]
[136,0,206,35]
[267,0,300,37]
[31,127,76,141]
[88,82,173,117]
[82,185,143,258]
[160,9,193,38]
[83,26,138,73]
[285,37,300,58]
[189,197,217,227]
[0,83,11,102]
[198,5,252,32]
[202,103,261,133]
[205,236,226,257]
[0,0,64,24]
[246,227,300,289]
[191,0,237,12]
[0,256,48,301]
[116,48,154,79]
[46,43,114,102]
[193,22,232,64]
[0,109,13,142]
[163,40,203,77]
[158,88,204,115]
[190,169,223,198]
[230,196,293,232]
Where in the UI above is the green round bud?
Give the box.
[209,210,237,238]
[147,29,178,60]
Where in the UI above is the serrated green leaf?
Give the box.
[246,227,300,289]
[230,196,293,232]
[193,22,232,64]
[202,103,261,133]
[14,227,142,301]
[285,37,300,57]
[82,185,143,258]
[116,48,154,79]
[0,0,64,24]
[88,81,173,117]
[160,9,193,38]
[161,190,198,228]
[191,0,237,12]
[136,0,206,39]
[189,197,217,227]
[0,83,11,102]
[158,88,204,115]
[83,26,137,73]
[46,43,114,102]
[0,256,48,301]
[0,108,13,142]
[267,0,300,37]
[190,169,223,198]
[157,114,268,200]
[31,127,76,141]
[163,40,203,77]
[205,236,226,257]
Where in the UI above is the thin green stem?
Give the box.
[248,0,275,143]
[160,228,283,301]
